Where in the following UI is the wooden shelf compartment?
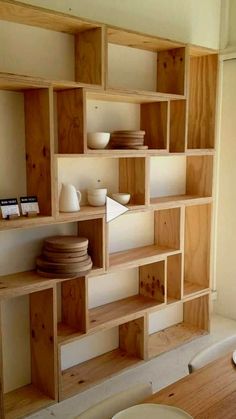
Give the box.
[57,277,87,345]
[55,88,171,154]
[0,1,105,87]
[89,260,166,332]
[59,316,146,400]
[109,207,181,270]
[150,154,214,205]
[106,27,187,97]
[167,254,182,304]
[4,384,55,419]
[1,287,57,418]
[56,155,148,207]
[0,84,53,228]
[58,261,165,344]
[184,203,212,297]
[187,53,218,150]
[148,294,209,359]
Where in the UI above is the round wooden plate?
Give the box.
[112,130,145,135]
[44,236,89,251]
[37,270,79,279]
[36,255,92,273]
[43,249,89,262]
[37,269,93,279]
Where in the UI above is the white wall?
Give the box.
[228,0,236,46]
[20,0,221,49]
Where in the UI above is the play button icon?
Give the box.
[106,197,129,222]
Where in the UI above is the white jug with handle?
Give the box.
[59,183,81,212]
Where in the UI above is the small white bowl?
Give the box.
[112,193,131,205]
[87,188,107,196]
[87,132,110,150]
[88,196,106,206]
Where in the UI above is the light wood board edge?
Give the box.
[0,0,101,33]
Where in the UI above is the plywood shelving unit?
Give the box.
[0,1,218,417]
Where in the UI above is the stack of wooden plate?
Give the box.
[110,130,147,150]
[36,236,93,278]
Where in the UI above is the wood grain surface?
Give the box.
[144,353,236,419]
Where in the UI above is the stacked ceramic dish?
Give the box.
[87,188,107,206]
[110,130,147,150]
[36,236,93,278]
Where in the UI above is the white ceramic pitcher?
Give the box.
[59,183,81,212]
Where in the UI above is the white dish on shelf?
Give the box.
[112,193,131,205]
[87,132,110,149]
[232,350,236,364]
[112,404,193,419]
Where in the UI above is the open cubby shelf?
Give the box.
[89,295,163,331]
[60,348,143,400]
[0,1,217,416]
[148,294,209,358]
[4,384,54,419]
[148,322,208,359]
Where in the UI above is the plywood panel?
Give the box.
[24,88,52,216]
[139,261,165,303]
[148,321,208,359]
[30,287,57,400]
[107,27,184,52]
[184,204,211,288]
[78,218,104,269]
[57,89,85,154]
[188,54,218,149]
[60,348,142,400]
[186,155,213,197]
[184,294,209,331]
[157,48,186,95]
[169,100,186,152]
[167,254,182,301]
[0,0,97,33]
[141,102,168,149]
[119,158,146,205]
[75,28,104,85]
[4,384,54,419]
[154,208,180,250]
[119,317,146,359]
[61,277,87,333]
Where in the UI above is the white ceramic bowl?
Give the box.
[87,188,107,206]
[88,196,106,206]
[112,193,131,205]
[87,188,107,196]
[87,132,110,149]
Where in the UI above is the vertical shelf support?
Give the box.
[30,287,57,401]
